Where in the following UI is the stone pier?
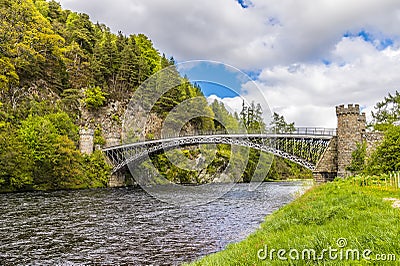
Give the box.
[79,128,94,155]
[108,171,126,188]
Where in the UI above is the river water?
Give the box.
[0,182,305,265]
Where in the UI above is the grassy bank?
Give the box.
[187,179,400,265]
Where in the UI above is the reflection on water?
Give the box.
[0,182,304,265]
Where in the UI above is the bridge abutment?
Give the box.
[79,128,94,155]
[313,136,338,182]
[108,171,126,187]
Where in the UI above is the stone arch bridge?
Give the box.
[80,104,383,184]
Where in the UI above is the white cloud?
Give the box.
[207,95,243,115]
[249,37,400,127]
[57,0,400,127]
[58,0,400,68]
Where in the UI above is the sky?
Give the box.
[57,0,400,127]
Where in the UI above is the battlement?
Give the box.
[336,104,361,116]
[358,113,366,123]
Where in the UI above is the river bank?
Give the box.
[187,178,400,265]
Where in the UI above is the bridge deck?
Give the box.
[103,130,335,173]
[103,132,334,151]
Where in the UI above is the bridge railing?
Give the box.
[159,127,336,139]
[279,127,337,136]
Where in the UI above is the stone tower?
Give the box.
[336,104,366,177]
[79,128,94,155]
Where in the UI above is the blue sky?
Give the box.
[237,0,253,9]
[58,0,400,127]
[194,82,239,98]
[177,61,245,98]
[343,30,394,50]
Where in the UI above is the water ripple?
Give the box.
[0,182,304,265]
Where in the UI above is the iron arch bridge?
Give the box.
[103,128,336,174]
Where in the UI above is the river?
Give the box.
[0,182,305,265]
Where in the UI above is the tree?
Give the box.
[16,112,110,190]
[210,99,240,132]
[0,124,33,191]
[366,125,400,174]
[238,101,269,181]
[115,36,141,97]
[269,112,295,133]
[346,141,367,174]
[65,12,96,53]
[83,86,107,109]
[371,90,400,130]
[134,34,161,77]
[63,41,91,90]
[0,0,67,108]
[82,150,111,188]
[240,101,266,133]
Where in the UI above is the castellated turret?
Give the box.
[336,104,366,177]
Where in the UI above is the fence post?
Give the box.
[397,172,400,189]
[385,174,388,189]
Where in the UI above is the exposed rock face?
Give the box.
[212,173,232,183]
[194,154,232,184]
[79,100,203,187]
[80,100,127,150]
[122,104,166,141]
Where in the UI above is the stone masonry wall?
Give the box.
[313,103,385,182]
[336,104,366,177]
[79,128,94,155]
[313,137,338,182]
[364,132,384,157]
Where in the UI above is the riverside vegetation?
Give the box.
[1,0,399,264]
[188,92,400,265]
[0,0,309,192]
[188,178,400,265]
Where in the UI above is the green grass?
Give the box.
[186,179,400,265]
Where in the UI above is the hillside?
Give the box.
[0,0,311,192]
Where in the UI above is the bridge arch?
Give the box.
[103,133,333,174]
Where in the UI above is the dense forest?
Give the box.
[0,0,311,192]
